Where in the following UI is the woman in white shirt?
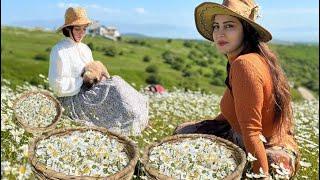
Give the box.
[48,7,93,97]
[48,7,149,136]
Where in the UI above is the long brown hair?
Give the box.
[226,19,294,139]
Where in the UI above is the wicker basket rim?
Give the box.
[141,133,247,180]
[28,127,139,179]
[13,90,62,134]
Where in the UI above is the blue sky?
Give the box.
[2,0,319,43]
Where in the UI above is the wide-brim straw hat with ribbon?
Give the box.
[195,0,272,42]
[57,7,92,32]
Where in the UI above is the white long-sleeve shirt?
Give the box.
[48,38,93,97]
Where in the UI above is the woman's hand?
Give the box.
[101,75,107,81]
[82,61,110,87]
[95,60,110,80]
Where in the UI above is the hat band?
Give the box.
[65,17,90,23]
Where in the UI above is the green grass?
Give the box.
[1,26,226,95]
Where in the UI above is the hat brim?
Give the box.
[195,2,272,42]
[56,19,92,32]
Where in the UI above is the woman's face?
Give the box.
[71,25,88,42]
[212,14,244,58]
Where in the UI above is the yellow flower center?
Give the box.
[19,166,26,174]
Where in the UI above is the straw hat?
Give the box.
[195,0,272,42]
[57,7,92,32]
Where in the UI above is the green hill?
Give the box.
[1,26,319,101]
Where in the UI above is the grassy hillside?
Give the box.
[1,26,319,100]
[270,44,319,94]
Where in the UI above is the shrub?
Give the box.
[130,50,136,54]
[179,80,200,91]
[145,65,158,73]
[29,76,42,86]
[188,50,202,60]
[183,40,193,48]
[127,39,148,46]
[182,70,193,77]
[185,64,192,69]
[167,39,172,43]
[146,74,161,84]
[45,47,51,52]
[208,59,214,65]
[140,41,146,46]
[87,42,94,51]
[175,57,185,64]
[303,80,319,92]
[119,51,124,55]
[170,57,184,70]
[207,48,219,56]
[143,55,151,62]
[162,50,176,64]
[171,62,184,70]
[162,51,186,71]
[212,66,226,77]
[210,78,225,86]
[204,73,211,78]
[195,60,208,67]
[104,46,117,57]
[34,53,48,61]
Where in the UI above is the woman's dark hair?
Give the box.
[227,18,294,140]
[62,26,73,37]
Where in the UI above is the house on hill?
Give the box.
[88,21,121,41]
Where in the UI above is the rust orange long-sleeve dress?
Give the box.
[219,52,298,173]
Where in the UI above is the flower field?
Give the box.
[1,76,319,179]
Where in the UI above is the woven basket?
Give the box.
[28,127,139,180]
[141,134,246,180]
[13,90,62,134]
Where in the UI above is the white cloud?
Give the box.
[134,8,146,14]
[57,3,80,9]
[263,7,319,15]
[87,4,100,9]
[102,7,121,14]
[56,2,121,14]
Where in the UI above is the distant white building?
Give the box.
[88,21,121,41]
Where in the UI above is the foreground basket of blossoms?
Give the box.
[28,127,139,180]
[141,134,246,180]
[13,90,62,134]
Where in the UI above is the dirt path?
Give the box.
[297,86,316,101]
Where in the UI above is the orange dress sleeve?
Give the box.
[230,58,269,174]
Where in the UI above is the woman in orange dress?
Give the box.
[174,0,300,178]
